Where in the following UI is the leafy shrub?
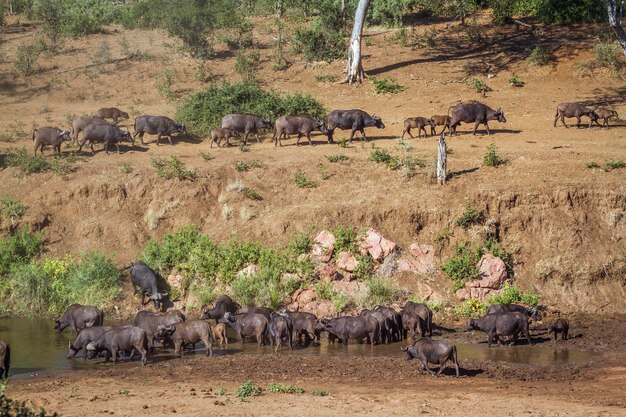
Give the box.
[354,254,374,280]
[267,383,304,394]
[454,299,487,318]
[441,243,483,291]
[577,42,625,76]
[325,154,348,163]
[605,160,626,170]
[455,202,482,229]
[1,196,26,220]
[235,49,261,82]
[292,20,344,63]
[508,73,524,87]
[315,73,338,83]
[6,148,50,174]
[483,143,505,167]
[521,290,541,307]
[465,78,491,94]
[235,160,262,172]
[236,380,263,401]
[311,389,330,397]
[489,282,541,307]
[14,43,41,76]
[333,225,358,255]
[371,77,405,95]
[287,231,312,256]
[33,0,117,39]
[176,81,325,136]
[366,276,396,306]
[151,156,196,180]
[337,138,348,148]
[370,149,393,164]
[242,187,263,200]
[223,18,254,50]
[527,46,550,66]
[294,170,317,188]
[156,69,176,101]
[199,151,214,161]
[586,161,600,169]
[535,0,606,24]
[0,227,43,277]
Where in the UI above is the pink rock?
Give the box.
[360,228,397,261]
[336,251,358,272]
[311,230,336,262]
[301,301,319,315]
[476,254,508,289]
[332,280,362,295]
[395,254,419,274]
[316,300,335,318]
[167,274,183,289]
[296,287,317,305]
[314,263,339,281]
[237,264,259,278]
[408,243,436,274]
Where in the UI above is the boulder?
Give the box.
[476,254,508,289]
[295,287,317,305]
[237,264,259,278]
[314,263,339,281]
[408,243,437,274]
[336,251,358,272]
[311,230,336,262]
[359,228,397,261]
[167,274,183,289]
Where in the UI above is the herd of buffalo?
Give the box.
[0,262,572,379]
[29,101,619,156]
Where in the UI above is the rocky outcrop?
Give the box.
[359,228,396,261]
[336,251,358,272]
[456,254,509,301]
[311,230,336,262]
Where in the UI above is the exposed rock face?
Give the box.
[311,230,336,262]
[455,254,509,301]
[360,228,396,261]
[314,263,339,281]
[408,243,437,274]
[336,251,358,272]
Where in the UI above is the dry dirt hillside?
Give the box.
[0,16,625,312]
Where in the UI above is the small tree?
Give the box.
[342,0,370,84]
[604,0,626,56]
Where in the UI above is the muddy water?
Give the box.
[0,319,594,377]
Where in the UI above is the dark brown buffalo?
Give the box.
[86,326,148,365]
[375,306,403,342]
[157,320,213,357]
[273,115,327,147]
[128,262,169,311]
[220,312,268,346]
[449,102,506,135]
[54,304,104,335]
[402,338,459,377]
[403,302,433,337]
[0,340,9,379]
[235,306,273,322]
[324,316,380,346]
[133,115,186,146]
[360,309,390,344]
[210,128,240,148]
[430,115,451,135]
[32,127,72,156]
[468,312,532,347]
[487,303,541,321]
[133,310,185,349]
[78,124,132,155]
[268,313,293,352]
[67,326,114,359]
[96,107,129,124]
[401,310,421,340]
[71,115,109,145]
[221,114,272,145]
[402,117,436,139]
[326,109,385,143]
[201,295,239,323]
[594,107,618,127]
[280,310,320,343]
[547,318,569,341]
[553,103,598,128]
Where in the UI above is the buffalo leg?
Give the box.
[361,129,368,142]
[402,128,413,139]
[77,138,88,153]
[348,127,358,143]
[204,337,212,356]
[327,129,335,143]
[306,133,314,146]
[553,112,560,127]
[90,142,96,155]
[296,134,302,146]
[472,121,481,135]
[576,116,582,128]
[156,134,161,146]
[255,133,261,143]
[167,135,173,145]
[525,329,532,346]
[563,329,568,341]
[435,362,446,376]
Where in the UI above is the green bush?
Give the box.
[333,225,358,255]
[441,243,483,291]
[455,202,482,229]
[267,383,304,394]
[0,227,43,276]
[366,276,396,306]
[1,196,26,220]
[14,43,41,76]
[294,170,317,188]
[465,78,491,94]
[176,81,325,136]
[489,282,541,307]
[287,231,312,256]
[235,49,261,82]
[371,77,405,95]
[325,154,348,163]
[586,161,600,169]
[354,254,374,280]
[527,46,550,66]
[454,299,487,318]
[242,187,263,201]
[370,149,393,164]
[483,143,505,167]
[292,20,345,63]
[605,160,626,171]
[535,0,606,24]
[6,148,50,174]
[151,156,196,180]
[236,380,263,401]
[32,0,117,39]
[508,73,524,87]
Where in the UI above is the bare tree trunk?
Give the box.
[437,134,447,185]
[604,0,626,56]
[341,0,370,84]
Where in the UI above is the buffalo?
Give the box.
[553,103,598,128]
[401,310,421,340]
[96,107,129,125]
[133,115,186,146]
[221,114,272,145]
[402,117,435,139]
[403,302,433,337]
[200,295,239,324]
[220,312,268,346]
[86,326,148,365]
[71,115,109,145]
[78,124,132,155]
[402,338,459,377]
[280,310,320,343]
[273,115,327,147]
[323,316,380,346]
[235,306,273,322]
[487,303,541,321]
[212,323,228,347]
[268,313,293,352]
[54,304,104,335]
[449,102,506,135]
[594,107,618,127]
[0,341,9,379]
[360,309,391,344]
[210,128,240,148]
[156,320,213,357]
[375,306,403,342]
[133,310,185,349]
[32,127,72,156]
[127,262,169,311]
[467,312,532,347]
[67,326,114,359]
[326,109,385,143]
[547,318,569,341]
[430,115,451,135]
